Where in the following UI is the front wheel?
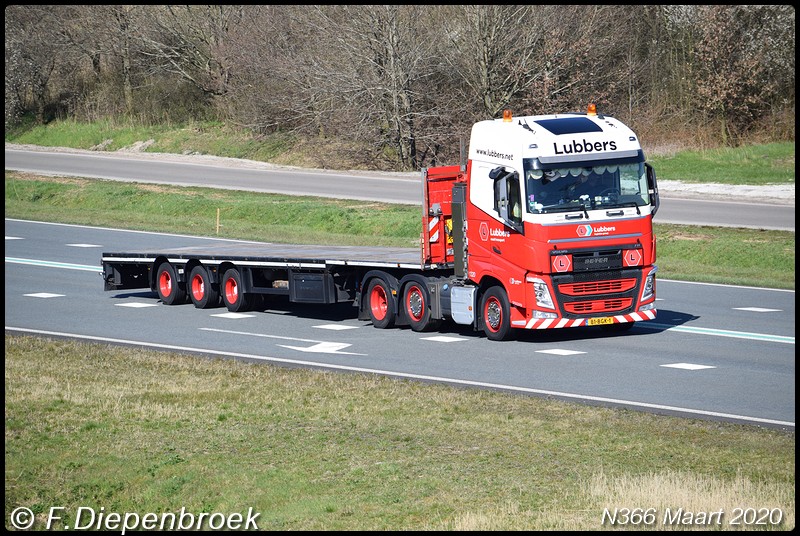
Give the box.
[403,281,440,332]
[480,286,512,341]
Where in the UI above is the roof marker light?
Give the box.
[587,103,597,116]
[503,110,512,122]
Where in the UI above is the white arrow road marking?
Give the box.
[420,336,467,343]
[278,342,365,355]
[199,327,366,355]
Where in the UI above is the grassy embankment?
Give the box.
[5,335,795,531]
[5,121,795,530]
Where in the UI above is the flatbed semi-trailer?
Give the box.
[102,241,449,330]
[102,106,660,340]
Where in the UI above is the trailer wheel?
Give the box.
[156,262,185,305]
[189,265,220,309]
[403,281,440,332]
[367,278,395,329]
[221,268,252,312]
[481,286,512,341]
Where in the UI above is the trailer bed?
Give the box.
[102,242,431,270]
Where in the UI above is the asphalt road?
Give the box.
[5,219,795,429]
[4,147,795,231]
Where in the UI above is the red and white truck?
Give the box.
[102,105,659,341]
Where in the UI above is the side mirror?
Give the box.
[488,166,506,180]
[646,163,659,217]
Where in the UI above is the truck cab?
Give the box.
[426,105,659,340]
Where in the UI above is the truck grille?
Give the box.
[558,278,637,296]
[552,269,641,318]
[564,297,633,314]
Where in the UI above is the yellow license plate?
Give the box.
[588,317,614,326]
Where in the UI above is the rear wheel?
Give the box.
[403,281,440,332]
[367,278,395,329]
[156,262,185,305]
[221,268,252,312]
[480,286,512,341]
[189,265,219,309]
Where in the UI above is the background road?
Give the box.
[5,219,795,430]
[5,146,795,231]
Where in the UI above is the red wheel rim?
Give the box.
[406,284,424,321]
[370,284,388,321]
[159,269,172,296]
[191,273,205,301]
[225,277,238,304]
[484,296,502,333]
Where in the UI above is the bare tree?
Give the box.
[694,5,795,143]
[291,5,442,170]
[438,5,552,119]
[4,6,66,124]
[5,5,794,161]
[139,5,247,107]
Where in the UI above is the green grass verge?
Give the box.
[4,173,795,289]
[5,335,795,531]
[648,142,795,185]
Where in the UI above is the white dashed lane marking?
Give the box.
[535,349,586,356]
[661,363,716,371]
[24,292,64,298]
[313,324,360,331]
[733,307,782,312]
[211,312,257,319]
[115,302,159,308]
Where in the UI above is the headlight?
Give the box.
[527,276,555,310]
[640,265,657,303]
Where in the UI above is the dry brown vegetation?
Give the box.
[5,6,795,172]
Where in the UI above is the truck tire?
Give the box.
[156,262,185,305]
[367,278,395,329]
[403,280,441,332]
[481,286,512,341]
[189,265,219,309]
[221,268,252,312]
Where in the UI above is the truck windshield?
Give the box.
[524,162,650,214]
